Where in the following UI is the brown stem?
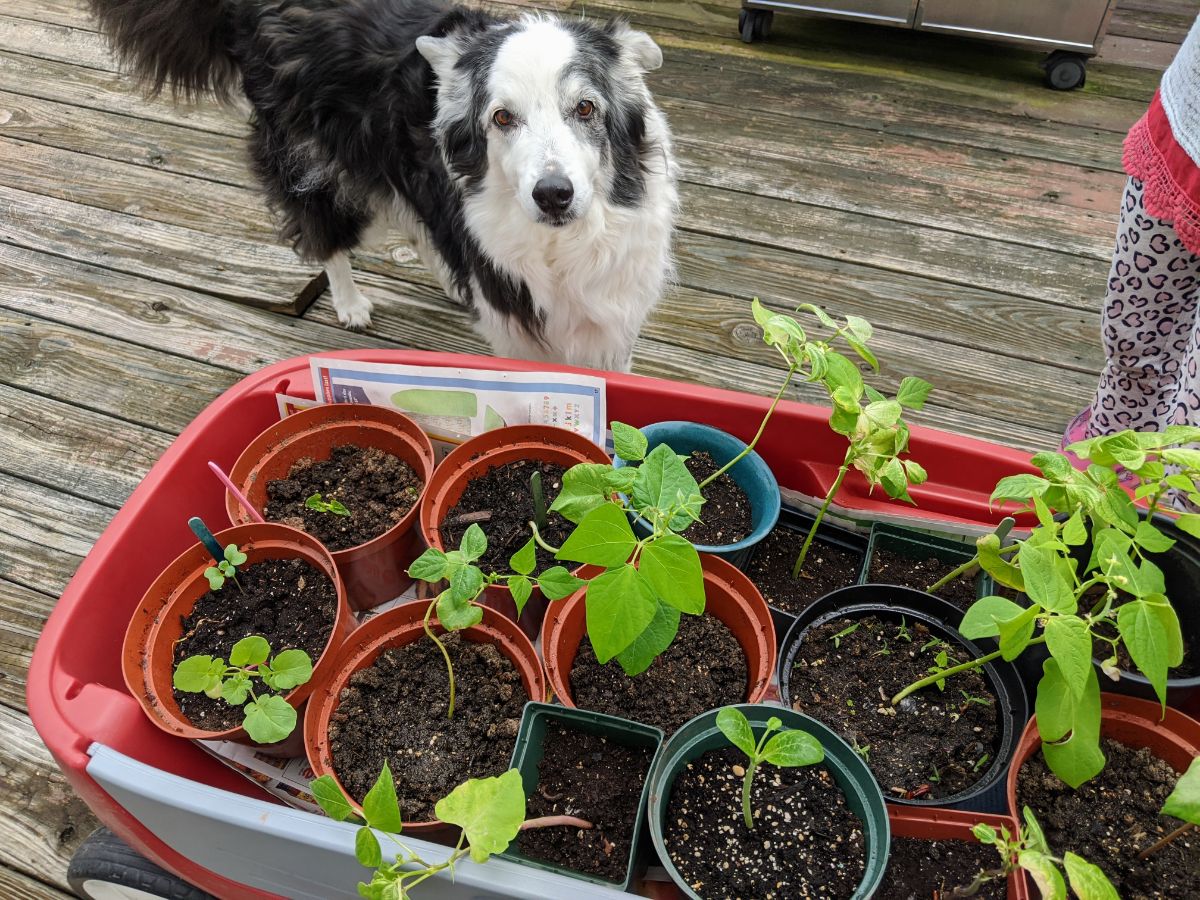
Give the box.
[951,868,1006,897]
[1138,822,1194,860]
[521,815,593,831]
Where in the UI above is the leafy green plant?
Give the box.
[204,543,247,591]
[715,707,824,830]
[1139,755,1200,860]
[173,635,312,743]
[961,806,1118,899]
[311,765,590,898]
[306,492,351,517]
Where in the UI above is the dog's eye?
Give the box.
[493,109,513,128]
[575,100,595,119]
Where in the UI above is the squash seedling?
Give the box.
[173,635,312,743]
[305,492,351,517]
[311,764,591,899]
[715,707,824,830]
[204,543,247,592]
[1139,755,1200,860]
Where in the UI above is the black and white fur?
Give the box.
[89,0,677,371]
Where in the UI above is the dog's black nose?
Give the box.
[533,175,574,214]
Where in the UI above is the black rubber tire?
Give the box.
[1045,54,1087,90]
[755,9,774,40]
[739,8,756,43]
[67,828,213,900]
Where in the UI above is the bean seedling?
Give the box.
[715,707,824,830]
[173,635,312,743]
[204,543,247,591]
[305,492,351,517]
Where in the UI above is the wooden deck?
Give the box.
[0,0,1193,894]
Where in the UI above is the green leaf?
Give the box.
[362,761,403,833]
[1161,756,1200,825]
[437,589,483,631]
[536,566,587,601]
[173,655,222,693]
[408,547,448,582]
[972,823,998,845]
[509,576,533,616]
[224,544,247,566]
[1134,520,1175,554]
[1022,806,1050,855]
[903,459,928,485]
[550,464,614,524]
[459,523,487,562]
[1163,447,1200,470]
[604,467,638,493]
[844,334,878,371]
[1045,616,1093,700]
[1018,850,1067,900]
[611,422,648,462]
[997,605,1040,661]
[355,826,382,868]
[509,538,536,577]
[1118,599,1174,710]
[959,595,1027,640]
[1063,852,1119,900]
[977,533,1025,592]
[716,707,756,759]
[640,534,705,615]
[991,474,1050,505]
[896,376,932,411]
[204,567,225,591]
[448,563,484,603]
[1038,660,1105,788]
[310,775,360,823]
[585,565,658,663]
[1063,509,1087,546]
[631,443,703,531]
[1018,543,1074,614]
[1177,514,1200,539]
[269,649,313,691]
[434,769,526,864]
[220,673,251,705]
[844,314,873,344]
[761,729,825,767]
[556,502,637,568]
[614,599,680,676]
[242,694,297,744]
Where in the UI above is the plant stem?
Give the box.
[741,758,759,830]
[951,868,1007,898]
[793,461,850,579]
[423,598,456,720]
[1138,822,1194,860]
[927,556,980,594]
[890,637,1047,706]
[521,815,594,830]
[530,471,547,531]
[529,521,561,554]
[700,364,798,489]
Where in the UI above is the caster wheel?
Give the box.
[67,828,213,900]
[1042,51,1087,90]
[739,9,773,43]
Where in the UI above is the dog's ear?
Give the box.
[416,35,462,81]
[613,25,662,72]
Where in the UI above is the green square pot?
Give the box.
[862,522,985,597]
[500,701,665,891]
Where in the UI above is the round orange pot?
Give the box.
[302,598,546,834]
[543,553,776,708]
[418,424,609,638]
[122,523,353,757]
[226,403,436,612]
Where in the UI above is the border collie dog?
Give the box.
[91,0,677,370]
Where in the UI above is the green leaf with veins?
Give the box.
[1063,852,1119,900]
[1019,850,1067,900]
[268,649,313,691]
[173,655,223,693]
[434,769,526,864]
[996,605,1040,661]
[1022,806,1050,855]
[550,464,613,524]
[584,564,658,663]
[959,595,1027,641]
[220,673,251,705]
[615,599,681,676]
[230,635,270,667]
[242,694,296,744]
[536,566,587,601]
[408,547,448,582]
[761,729,824,767]
[716,707,757,758]
[437,589,483,631]
[310,775,361,823]
[1044,616,1092,700]
[361,761,402,833]
[509,576,533,616]
[556,502,638,568]
[510,538,536,576]
[895,376,932,411]
[355,825,383,868]
[459,524,487,562]
[448,563,484,603]
[1038,660,1105,788]
[1177,514,1200,539]
[1118,599,1176,710]
[639,534,705,615]
[1161,756,1200,825]
[1134,521,1175,553]
[1018,543,1073,613]
[631,444,703,531]
[611,422,648,462]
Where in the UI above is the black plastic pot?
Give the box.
[863,523,990,599]
[777,584,1029,814]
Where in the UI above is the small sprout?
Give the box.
[204,543,247,592]
[896,617,912,642]
[960,690,992,707]
[928,764,941,784]
[173,635,312,743]
[716,707,824,831]
[972,753,990,774]
[305,492,350,517]
[830,622,859,648]
[873,640,891,657]
[851,739,871,761]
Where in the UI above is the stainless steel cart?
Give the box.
[738,0,1120,89]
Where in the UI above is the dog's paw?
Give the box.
[334,292,373,331]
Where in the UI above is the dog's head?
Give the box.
[418,16,663,227]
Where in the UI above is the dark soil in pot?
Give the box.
[869,548,977,611]
[746,526,862,615]
[786,616,1001,801]
[172,558,337,731]
[264,444,423,551]
[1093,613,1200,678]
[879,836,1006,899]
[569,614,747,735]
[678,451,751,546]
[440,460,572,575]
[328,632,525,820]
[663,746,867,899]
[1017,737,1200,900]
[516,722,653,883]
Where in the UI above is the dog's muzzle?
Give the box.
[532,175,574,223]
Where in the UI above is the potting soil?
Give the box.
[868,547,978,611]
[878,836,1007,898]
[746,526,862,615]
[678,451,752,546]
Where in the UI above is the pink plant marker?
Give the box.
[208,460,266,524]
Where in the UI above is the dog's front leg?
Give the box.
[325,252,373,330]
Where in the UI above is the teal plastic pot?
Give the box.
[613,421,781,562]
[501,702,664,891]
[647,704,889,899]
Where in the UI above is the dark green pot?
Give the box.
[862,522,987,597]
[646,704,890,899]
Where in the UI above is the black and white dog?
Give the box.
[91,0,677,370]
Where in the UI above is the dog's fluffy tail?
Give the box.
[90,0,238,100]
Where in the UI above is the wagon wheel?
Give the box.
[67,828,212,899]
[739,8,773,43]
[1042,51,1087,91]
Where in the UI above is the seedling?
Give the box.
[896,617,912,642]
[173,635,312,743]
[960,806,1117,899]
[530,471,547,531]
[928,763,941,784]
[851,738,871,761]
[311,764,592,898]
[830,622,859,648]
[204,543,247,591]
[305,492,351,517]
[716,707,824,830]
[960,690,992,707]
[1139,755,1200,859]
[971,752,990,774]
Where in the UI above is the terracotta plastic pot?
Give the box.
[887,806,1029,899]
[543,553,776,712]
[418,424,610,639]
[1006,692,1200,820]
[122,523,353,758]
[303,598,546,834]
[226,403,436,612]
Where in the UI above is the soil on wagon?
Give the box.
[516,723,653,883]
[264,444,423,551]
[664,746,866,899]
[328,633,526,821]
[746,524,863,615]
[869,547,979,611]
[878,836,1007,899]
[1018,738,1200,900]
[678,451,751,546]
[785,616,1001,801]
[570,614,747,735]
[440,459,573,575]
[172,558,337,731]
